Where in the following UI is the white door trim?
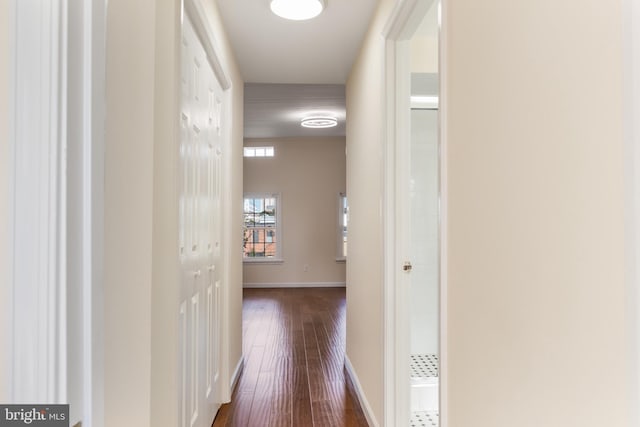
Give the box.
[382,0,447,425]
[184,0,231,91]
[79,0,106,425]
[438,0,449,423]
[10,0,68,403]
[623,0,640,424]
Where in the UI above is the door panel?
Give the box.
[179,13,224,427]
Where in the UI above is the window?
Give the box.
[243,146,274,157]
[243,194,281,260]
[337,193,348,260]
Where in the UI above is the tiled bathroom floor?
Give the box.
[410,353,439,379]
[410,354,439,425]
[410,411,439,427]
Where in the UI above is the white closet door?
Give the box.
[179,14,224,427]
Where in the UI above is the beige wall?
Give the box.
[150,0,180,425]
[243,137,346,286]
[348,0,634,425]
[345,0,394,423]
[445,1,631,426]
[0,0,10,403]
[410,36,438,73]
[104,0,156,425]
[106,0,244,426]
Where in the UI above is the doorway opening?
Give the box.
[383,0,445,426]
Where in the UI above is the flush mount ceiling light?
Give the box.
[411,95,439,109]
[301,116,337,128]
[270,0,326,21]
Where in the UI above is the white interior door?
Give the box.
[179,13,224,427]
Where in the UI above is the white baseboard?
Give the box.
[345,355,379,427]
[230,356,244,392]
[243,281,346,289]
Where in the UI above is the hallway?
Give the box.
[212,288,368,427]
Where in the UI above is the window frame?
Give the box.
[243,146,275,158]
[337,193,348,261]
[243,192,283,263]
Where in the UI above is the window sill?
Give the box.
[243,258,284,265]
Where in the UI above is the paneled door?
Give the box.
[179,13,224,427]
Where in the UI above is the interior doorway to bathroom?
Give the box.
[383,0,443,426]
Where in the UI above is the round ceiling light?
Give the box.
[270,0,326,21]
[301,116,338,128]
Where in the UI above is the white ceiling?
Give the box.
[216,0,379,84]
[244,83,345,138]
[216,0,377,138]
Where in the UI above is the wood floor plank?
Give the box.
[212,288,368,427]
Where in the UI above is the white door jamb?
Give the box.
[382,0,448,425]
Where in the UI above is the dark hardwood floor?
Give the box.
[212,287,369,427]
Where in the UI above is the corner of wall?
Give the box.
[344,0,396,424]
[344,355,380,427]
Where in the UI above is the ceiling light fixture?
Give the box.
[301,116,337,128]
[411,95,439,109]
[270,0,326,21]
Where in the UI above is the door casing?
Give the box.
[382,0,448,426]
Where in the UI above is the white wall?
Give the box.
[243,137,346,287]
[409,109,439,356]
[0,0,11,403]
[105,0,244,425]
[445,0,632,425]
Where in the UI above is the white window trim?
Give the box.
[243,146,275,158]
[336,192,347,262]
[242,192,283,263]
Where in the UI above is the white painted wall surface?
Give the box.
[445,0,631,425]
[409,109,438,356]
[0,0,11,404]
[243,137,346,287]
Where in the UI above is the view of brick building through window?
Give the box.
[243,195,278,258]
